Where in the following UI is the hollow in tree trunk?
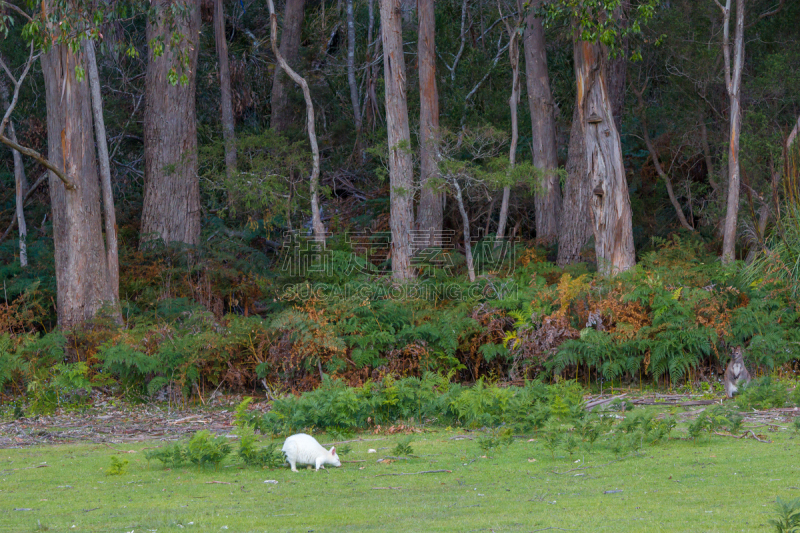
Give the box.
[141,0,201,247]
[380,0,414,280]
[271,0,306,133]
[521,0,561,243]
[415,0,444,248]
[41,37,117,327]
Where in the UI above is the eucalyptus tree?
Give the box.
[415,0,444,248]
[0,0,125,326]
[140,0,201,247]
[548,0,657,275]
[215,0,237,183]
[520,0,561,242]
[380,0,414,279]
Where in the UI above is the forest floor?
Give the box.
[0,394,799,532]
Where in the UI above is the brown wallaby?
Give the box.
[724,346,751,398]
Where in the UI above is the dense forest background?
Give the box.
[1,0,799,407]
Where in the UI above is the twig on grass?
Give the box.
[205,481,232,485]
[713,430,772,443]
[0,464,48,474]
[375,469,452,477]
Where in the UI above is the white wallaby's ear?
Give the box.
[330,446,336,455]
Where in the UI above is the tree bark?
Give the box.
[453,180,476,282]
[605,2,629,132]
[271,0,306,133]
[85,39,120,302]
[520,0,560,242]
[415,0,443,249]
[41,35,117,327]
[557,104,593,266]
[0,77,28,266]
[496,10,521,243]
[380,0,414,280]
[574,38,635,275]
[268,0,325,243]
[346,0,362,131]
[720,0,745,264]
[141,0,201,247]
[215,0,237,180]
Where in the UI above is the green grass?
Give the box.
[0,420,798,532]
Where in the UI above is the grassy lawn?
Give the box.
[0,416,798,533]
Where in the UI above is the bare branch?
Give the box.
[0,134,75,189]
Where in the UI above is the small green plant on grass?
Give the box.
[477,427,514,455]
[792,418,800,435]
[769,496,800,533]
[736,377,788,410]
[186,430,231,470]
[106,456,128,476]
[392,436,415,457]
[540,421,561,458]
[144,443,187,469]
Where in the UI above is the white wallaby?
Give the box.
[281,433,341,472]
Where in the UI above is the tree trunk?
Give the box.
[215,0,237,180]
[85,40,120,302]
[721,0,745,264]
[0,77,28,266]
[271,0,306,132]
[346,0,362,131]
[268,0,326,243]
[574,38,635,275]
[557,104,593,266]
[141,0,201,247]
[41,37,117,327]
[496,16,521,243]
[380,0,414,280]
[415,0,443,249]
[453,180,476,282]
[606,1,629,132]
[520,0,561,242]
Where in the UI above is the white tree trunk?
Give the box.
[268,0,326,243]
[720,0,745,264]
[346,0,362,131]
[85,39,120,303]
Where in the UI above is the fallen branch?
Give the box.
[0,464,48,474]
[585,393,628,411]
[375,469,452,477]
[205,481,232,485]
[713,430,771,443]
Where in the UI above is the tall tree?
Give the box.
[574,38,635,274]
[0,77,28,267]
[415,0,443,248]
[718,0,745,264]
[214,0,237,181]
[495,4,522,243]
[85,40,120,302]
[346,0,362,131]
[380,0,414,279]
[271,0,306,132]
[268,0,325,243]
[41,32,118,326]
[520,0,561,242]
[140,0,201,247]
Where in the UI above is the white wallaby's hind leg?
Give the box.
[289,458,298,472]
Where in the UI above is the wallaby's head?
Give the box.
[731,346,744,364]
[328,446,341,467]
